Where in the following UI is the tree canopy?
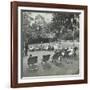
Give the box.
[21,11,80,44]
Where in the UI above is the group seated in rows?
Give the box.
[29,43,78,53]
[29,44,56,51]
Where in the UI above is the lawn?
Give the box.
[22,41,79,77]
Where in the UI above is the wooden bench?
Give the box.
[27,56,38,71]
[42,55,50,63]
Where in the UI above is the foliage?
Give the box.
[22,11,80,44]
[51,12,80,41]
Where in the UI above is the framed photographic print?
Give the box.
[11,1,88,88]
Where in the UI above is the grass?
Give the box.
[22,50,79,77]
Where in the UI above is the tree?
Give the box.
[22,12,34,43]
[50,12,80,41]
[31,14,48,39]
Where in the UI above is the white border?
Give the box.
[18,6,84,83]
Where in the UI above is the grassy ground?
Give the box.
[22,41,79,77]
